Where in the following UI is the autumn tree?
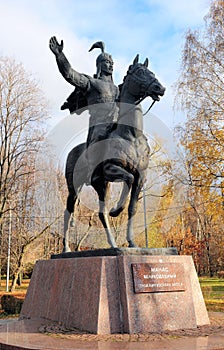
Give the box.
[175,0,224,275]
[176,0,223,191]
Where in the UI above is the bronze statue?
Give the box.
[49,37,165,251]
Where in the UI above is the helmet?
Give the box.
[89,41,113,78]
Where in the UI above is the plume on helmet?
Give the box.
[88,41,105,53]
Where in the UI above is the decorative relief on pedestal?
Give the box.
[132,263,186,293]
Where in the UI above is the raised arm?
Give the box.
[49,36,88,89]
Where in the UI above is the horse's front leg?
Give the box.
[94,180,117,248]
[99,203,117,248]
[103,163,134,217]
[127,175,144,248]
[127,218,136,247]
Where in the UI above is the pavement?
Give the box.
[0,318,224,350]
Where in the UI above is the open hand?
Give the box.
[49,36,63,55]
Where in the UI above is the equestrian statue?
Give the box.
[49,36,165,252]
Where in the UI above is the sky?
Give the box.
[0,0,211,234]
[0,0,210,139]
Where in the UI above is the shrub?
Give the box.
[1,295,24,314]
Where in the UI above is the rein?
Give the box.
[119,94,156,118]
[143,99,156,115]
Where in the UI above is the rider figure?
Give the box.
[49,37,119,148]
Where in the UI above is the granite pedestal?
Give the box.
[20,248,209,334]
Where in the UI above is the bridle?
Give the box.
[124,73,158,116]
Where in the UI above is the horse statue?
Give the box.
[63,54,165,252]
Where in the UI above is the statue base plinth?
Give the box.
[51,247,178,259]
[20,249,209,334]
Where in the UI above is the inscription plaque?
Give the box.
[132,263,186,293]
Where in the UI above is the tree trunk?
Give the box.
[205,238,212,277]
[11,267,23,292]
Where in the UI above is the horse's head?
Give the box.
[120,54,165,103]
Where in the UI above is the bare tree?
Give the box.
[0,56,48,221]
[0,56,49,284]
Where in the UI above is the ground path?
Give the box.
[0,312,223,349]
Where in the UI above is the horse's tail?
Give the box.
[63,142,88,253]
[65,142,89,216]
[65,142,87,191]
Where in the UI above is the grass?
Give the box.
[199,277,224,312]
[0,279,29,293]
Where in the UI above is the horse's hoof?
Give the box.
[109,206,123,217]
[128,240,137,248]
[70,219,75,227]
[62,247,71,253]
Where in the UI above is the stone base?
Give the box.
[51,247,178,259]
[20,252,209,334]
